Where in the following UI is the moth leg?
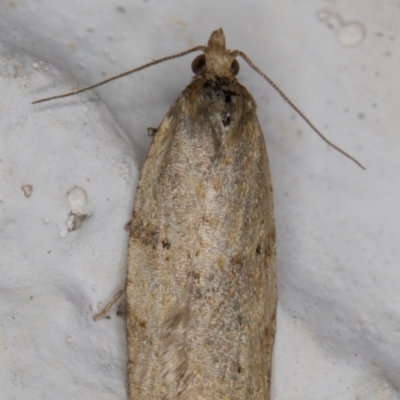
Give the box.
[147,127,158,137]
[93,287,125,321]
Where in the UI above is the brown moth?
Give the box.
[32,27,364,400]
[126,28,276,399]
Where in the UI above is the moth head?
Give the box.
[192,28,240,78]
[191,54,240,77]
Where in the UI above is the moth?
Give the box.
[33,28,363,400]
[126,29,276,399]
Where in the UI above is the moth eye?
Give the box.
[230,59,240,76]
[191,54,206,74]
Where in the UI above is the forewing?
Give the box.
[127,76,276,399]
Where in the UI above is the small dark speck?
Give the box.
[358,113,365,120]
[116,6,126,12]
[117,301,126,318]
[284,192,289,197]
[47,250,51,254]
[372,103,378,108]
[224,93,232,104]
[222,114,231,127]
[375,32,384,37]
[162,240,171,249]
[384,51,392,57]
[375,71,380,77]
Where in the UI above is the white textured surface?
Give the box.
[0,1,399,399]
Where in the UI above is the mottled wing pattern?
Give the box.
[127,71,276,400]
